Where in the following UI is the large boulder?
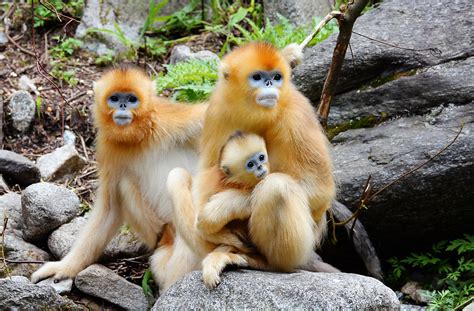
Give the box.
[75,264,149,311]
[0,150,41,186]
[293,0,473,124]
[263,0,331,26]
[21,182,81,241]
[0,277,79,310]
[48,216,148,260]
[153,270,399,309]
[330,104,473,260]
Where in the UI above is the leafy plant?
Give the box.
[32,0,84,28]
[49,36,82,59]
[142,269,154,296]
[388,234,474,310]
[156,59,219,102]
[50,63,78,86]
[94,51,115,66]
[35,96,42,119]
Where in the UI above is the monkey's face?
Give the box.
[248,70,283,108]
[220,132,269,188]
[106,92,140,126]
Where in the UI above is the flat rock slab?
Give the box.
[21,182,81,241]
[48,216,148,260]
[36,144,87,180]
[153,270,399,309]
[75,264,148,311]
[0,150,41,186]
[0,278,79,310]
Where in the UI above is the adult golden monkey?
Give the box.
[156,42,337,290]
[31,67,206,283]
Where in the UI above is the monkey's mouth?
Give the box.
[113,115,132,126]
[256,170,268,179]
[256,89,279,108]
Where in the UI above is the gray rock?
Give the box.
[0,31,7,45]
[169,45,219,65]
[0,174,9,194]
[9,275,30,283]
[263,0,331,26]
[36,144,87,180]
[0,192,23,236]
[63,129,76,145]
[330,57,474,124]
[294,0,474,121]
[48,216,148,260]
[464,302,474,311]
[332,104,473,257]
[21,182,81,241]
[0,278,79,310]
[2,234,50,278]
[9,90,35,132]
[75,264,148,311]
[154,270,399,309]
[0,150,41,186]
[400,305,427,311]
[18,75,38,94]
[37,278,73,294]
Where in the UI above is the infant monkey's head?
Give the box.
[219,131,269,188]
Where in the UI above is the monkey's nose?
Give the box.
[265,80,273,87]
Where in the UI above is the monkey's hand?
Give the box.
[202,245,248,289]
[281,43,303,68]
[31,260,81,283]
[197,190,252,236]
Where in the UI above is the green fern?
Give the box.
[156,59,219,102]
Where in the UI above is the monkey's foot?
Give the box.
[166,167,192,193]
[201,248,248,289]
[31,261,79,283]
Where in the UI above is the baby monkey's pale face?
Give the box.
[219,133,270,188]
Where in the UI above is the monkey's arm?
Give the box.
[196,190,252,236]
[31,186,123,283]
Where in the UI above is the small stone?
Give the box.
[0,150,41,186]
[414,289,432,304]
[75,264,148,311]
[63,130,76,145]
[36,144,87,180]
[0,174,10,194]
[48,216,148,260]
[21,182,81,241]
[37,278,73,294]
[0,278,78,309]
[9,90,35,132]
[169,45,219,65]
[0,32,7,45]
[18,75,38,95]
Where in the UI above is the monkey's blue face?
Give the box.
[107,92,140,126]
[248,71,283,108]
[245,152,268,179]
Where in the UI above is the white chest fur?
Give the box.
[128,144,199,224]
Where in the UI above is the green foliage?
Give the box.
[50,63,78,86]
[141,269,154,296]
[231,14,337,50]
[49,36,82,59]
[94,51,115,67]
[388,234,474,310]
[35,96,42,119]
[156,59,219,102]
[32,0,84,28]
[155,0,203,37]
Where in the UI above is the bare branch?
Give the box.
[299,11,342,50]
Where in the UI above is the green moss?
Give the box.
[363,69,418,90]
[327,112,389,140]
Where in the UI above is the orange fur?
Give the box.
[31,67,207,284]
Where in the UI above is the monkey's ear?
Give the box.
[220,165,231,176]
[218,62,230,80]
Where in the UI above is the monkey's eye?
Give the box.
[247,161,254,169]
[252,73,262,81]
[129,95,138,103]
[259,154,265,161]
[274,73,282,81]
[110,95,119,102]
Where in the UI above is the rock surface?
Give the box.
[293,0,474,124]
[263,0,331,26]
[331,104,473,259]
[48,216,148,260]
[154,270,399,309]
[0,192,23,236]
[0,150,41,186]
[169,45,219,64]
[9,90,36,132]
[36,144,87,180]
[0,175,9,194]
[37,278,73,294]
[0,278,78,310]
[21,182,81,241]
[75,264,148,311]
